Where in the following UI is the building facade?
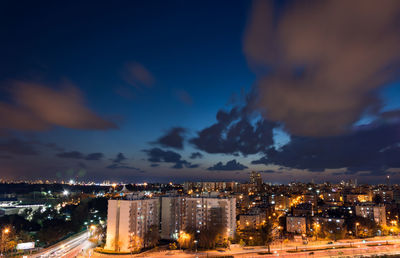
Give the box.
[104,198,160,252]
[355,203,386,226]
[160,196,236,240]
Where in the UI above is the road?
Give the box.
[30,231,94,258]
[88,238,400,257]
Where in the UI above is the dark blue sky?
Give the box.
[1,0,400,183]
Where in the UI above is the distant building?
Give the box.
[183,182,236,192]
[373,190,393,203]
[239,213,263,230]
[313,217,345,227]
[322,192,341,203]
[344,193,372,204]
[104,198,160,252]
[302,194,318,206]
[270,194,290,210]
[292,203,314,217]
[286,216,307,234]
[355,203,386,226]
[250,171,262,184]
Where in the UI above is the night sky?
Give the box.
[1,0,400,184]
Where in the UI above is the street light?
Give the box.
[194,240,198,253]
[314,223,320,240]
[1,228,10,255]
[355,223,360,238]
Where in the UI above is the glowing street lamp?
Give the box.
[314,223,320,240]
[1,228,10,255]
[355,223,360,238]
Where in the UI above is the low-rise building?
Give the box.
[355,203,386,226]
[286,216,307,234]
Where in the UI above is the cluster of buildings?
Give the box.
[105,192,236,252]
[104,173,400,252]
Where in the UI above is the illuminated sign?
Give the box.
[16,242,35,250]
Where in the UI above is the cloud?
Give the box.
[85,152,104,161]
[111,153,128,163]
[143,147,198,169]
[56,151,84,159]
[244,0,400,137]
[77,162,87,169]
[0,138,39,155]
[259,170,280,174]
[190,107,275,156]
[106,163,145,172]
[0,81,117,132]
[208,159,248,171]
[123,62,155,87]
[154,127,186,149]
[252,119,400,173]
[106,152,144,172]
[190,152,203,159]
[175,90,193,105]
[56,151,104,161]
[150,163,159,167]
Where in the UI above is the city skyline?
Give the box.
[1,0,400,184]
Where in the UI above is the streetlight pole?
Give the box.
[1,228,9,256]
[314,223,320,241]
[355,223,359,238]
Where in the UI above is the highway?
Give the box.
[88,238,400,258]
[30,230,93,258]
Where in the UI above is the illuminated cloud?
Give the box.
[252,119,400,173]
[244,0,400,136]
[0,82,117,132]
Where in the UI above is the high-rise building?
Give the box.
[160,196,185,240]
[160,196,236,240]
[104,198,160,252]
[250,171,262,189]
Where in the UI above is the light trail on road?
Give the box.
[30,231,90,258]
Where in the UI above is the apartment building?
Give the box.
[104,198,159,252]
[160,196,236,240]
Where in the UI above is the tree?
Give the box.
[321,222,345,241]
[168,242,177,250]
[129,235,143,253]
[144,225,159,248]
[345,216,378,238]
[259,221,274,253]
[177,231,193,249]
